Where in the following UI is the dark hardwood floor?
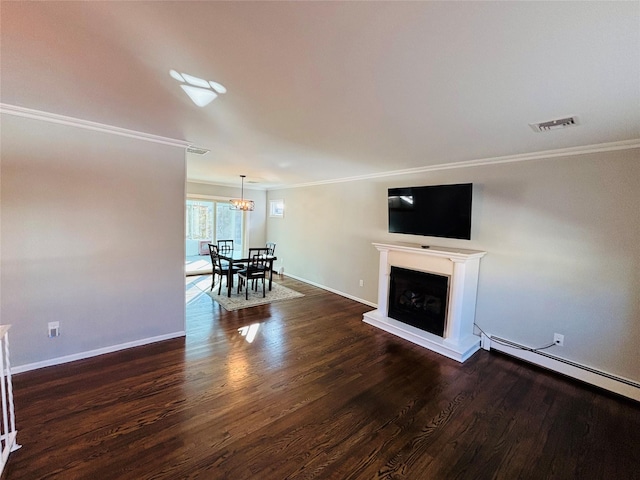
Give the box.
[6,275,640,479]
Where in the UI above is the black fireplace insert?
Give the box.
[388,266,449,336]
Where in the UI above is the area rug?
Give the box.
[207,281,304,311]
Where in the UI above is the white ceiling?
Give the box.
[2,1,639,189]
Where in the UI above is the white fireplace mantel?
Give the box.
[363,242,487,362]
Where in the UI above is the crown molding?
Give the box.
[271,138,640,190]
[186,178,268,191]
[0,103,190,149]
[5,103,637,189]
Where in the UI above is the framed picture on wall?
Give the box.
[270,199,284,218]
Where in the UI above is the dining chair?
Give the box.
[264,242,277,278]
[217,239,234,255]
[216,239,234,268]
[266,242,276,255]
[237,248,270,299]
[208,244,241,295]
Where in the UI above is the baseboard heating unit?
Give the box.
[482,334,640,402]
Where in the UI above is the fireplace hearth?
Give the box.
[389,267,448,336]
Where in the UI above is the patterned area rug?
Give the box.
[207,281,304,311]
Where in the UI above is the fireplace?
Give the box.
[363,242,486,362]
[388,267,449,336]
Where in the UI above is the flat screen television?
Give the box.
[388,183,472,240]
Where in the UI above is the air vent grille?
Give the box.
[186,145,210,155]
[529,116,579,132]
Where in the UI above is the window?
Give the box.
[186,198,245,255]
[269,199,284,218]
[186,200,214,240]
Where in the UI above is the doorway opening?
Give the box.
[185,197,246,275]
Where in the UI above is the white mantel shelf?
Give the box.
[372,242,486,261]
[363,242,487,362]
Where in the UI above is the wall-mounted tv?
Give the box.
[388,183,472,240]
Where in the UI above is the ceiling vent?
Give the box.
[529,116,579,132]
[186,145,210,155]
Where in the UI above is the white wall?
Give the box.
[1,115,186,369]
[186,181,267,250]
[266,182,382,299]
[267,148,640,382]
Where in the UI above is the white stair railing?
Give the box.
[0,325,20,475]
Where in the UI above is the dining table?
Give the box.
[217,250,278,297]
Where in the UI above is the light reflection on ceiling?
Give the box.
[170,69,226,107]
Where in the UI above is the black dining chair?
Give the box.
[216,239,234,268]
[265,242,277,277]
[266,242,276,255]
[217,239,234,255]
[237,248,270,299]
[208,244,241,294]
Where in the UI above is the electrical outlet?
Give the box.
[359,279,364,287]
[554,333,564,346]
[48,321,60,338]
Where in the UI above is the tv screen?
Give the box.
[388,183,472,240]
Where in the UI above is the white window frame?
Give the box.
[269,199,284,218]
[186,194,249,252]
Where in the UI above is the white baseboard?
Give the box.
[282,273,377,308]
[486,335,640,402]
[12,331,186,374]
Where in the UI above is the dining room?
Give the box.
[184,180,298,311]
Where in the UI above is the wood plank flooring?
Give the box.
[6,275,640,479]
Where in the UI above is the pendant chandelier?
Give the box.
[230,175,255,211]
